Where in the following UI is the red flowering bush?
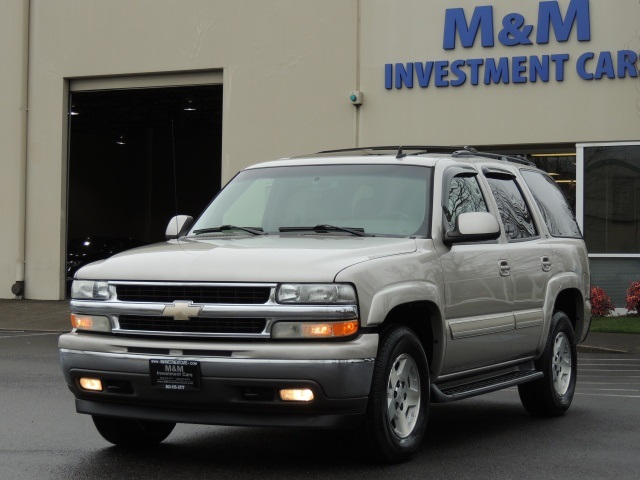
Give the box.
[591,286,615,317]
[625,281,640,314]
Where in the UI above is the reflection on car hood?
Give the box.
[76,235,418,283]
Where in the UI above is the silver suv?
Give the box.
[59,147,591,463]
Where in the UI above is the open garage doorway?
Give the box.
[66,83,222,293]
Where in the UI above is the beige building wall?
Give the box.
[13,0,358,299]
[0,0,638,299]
[0,0,29,299]
[359,0,640,145]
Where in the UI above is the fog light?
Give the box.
[280,388,314,402]
[79,377,103,391]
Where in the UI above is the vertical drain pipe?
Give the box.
[12,0,30,298]
[354,0,361,148]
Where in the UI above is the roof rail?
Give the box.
[452,149,534,166]
[305,146,535,166]
[313,145,465,156]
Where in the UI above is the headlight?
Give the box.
[276,283,357,304]
[71,280,112,300]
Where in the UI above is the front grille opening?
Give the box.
[115,285,271,304]
[118,315,267,334]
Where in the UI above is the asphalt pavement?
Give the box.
[1,298,639,354]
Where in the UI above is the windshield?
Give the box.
[191,164,432,237]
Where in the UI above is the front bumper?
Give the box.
[59,332,378,429]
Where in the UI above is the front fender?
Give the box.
[366,281,443,327]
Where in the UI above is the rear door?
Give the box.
[482,168,551,357]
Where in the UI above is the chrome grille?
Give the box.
[115,284,271,304]
[118,315,266,334]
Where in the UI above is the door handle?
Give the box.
[541,256,552,272]
[499,260,511,277]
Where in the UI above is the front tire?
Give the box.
[92,415,176,447]
[518,311,577,417]
[359,325,430,463]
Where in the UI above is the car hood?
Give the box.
[76,235,418,283]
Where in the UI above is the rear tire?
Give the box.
[359,325,430,463]
[518,311,577,417]
[92,415,175,447]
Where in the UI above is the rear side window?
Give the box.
[486,176,537,240]
[521,170,582,238]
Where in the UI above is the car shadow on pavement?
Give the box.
[52,392,580,479]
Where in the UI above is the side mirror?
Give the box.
[165,215,194,240]
[444,212,501,246]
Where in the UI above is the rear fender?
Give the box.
[539,273,590,353]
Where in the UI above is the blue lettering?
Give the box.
[512,56,528,83]
[617,50,639,78]
[466,58,484,85]
[577,52,595,80]
[385,64,393,89]
[537,0,591,44]
[443,6,494,50]
[550,53,569,81]
[450,60,467,86]
[594,51,615,79]
[395,63,414,89]
[530,55,550,82]
[435,61,450,87]
[415,62,435,87]
[498,13,534,46]
[484,57,510,84]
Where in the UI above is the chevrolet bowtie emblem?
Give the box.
[162,301,202,321]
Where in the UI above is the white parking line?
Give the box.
[582,368,640,373]
[580,381,640,385]
[0,332,60,339]
[583,388,639,392]
[576,392,640,398]
[581,363,640,367]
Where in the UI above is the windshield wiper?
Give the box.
[192,225,266,236]
[279,224,368,237]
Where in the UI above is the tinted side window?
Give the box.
[446,175,488,231]
[486,176,537,240]
[521,170,582,238]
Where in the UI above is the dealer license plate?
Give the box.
[150,359,200,391]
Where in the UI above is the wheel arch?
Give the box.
[554,287,588,341]
[372,300,445,380]
[540,273,590,352]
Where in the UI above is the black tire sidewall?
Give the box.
[540,311,578,410]
[365,326,430,462]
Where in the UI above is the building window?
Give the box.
[580,143,640,307]
[583,145,640,254]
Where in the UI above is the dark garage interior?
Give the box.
[66,84,222,289]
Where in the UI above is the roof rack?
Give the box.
[311,145,465,156]
[302,146,535,166]
[452,148,535,166]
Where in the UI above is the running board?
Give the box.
[431,370,543,403]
